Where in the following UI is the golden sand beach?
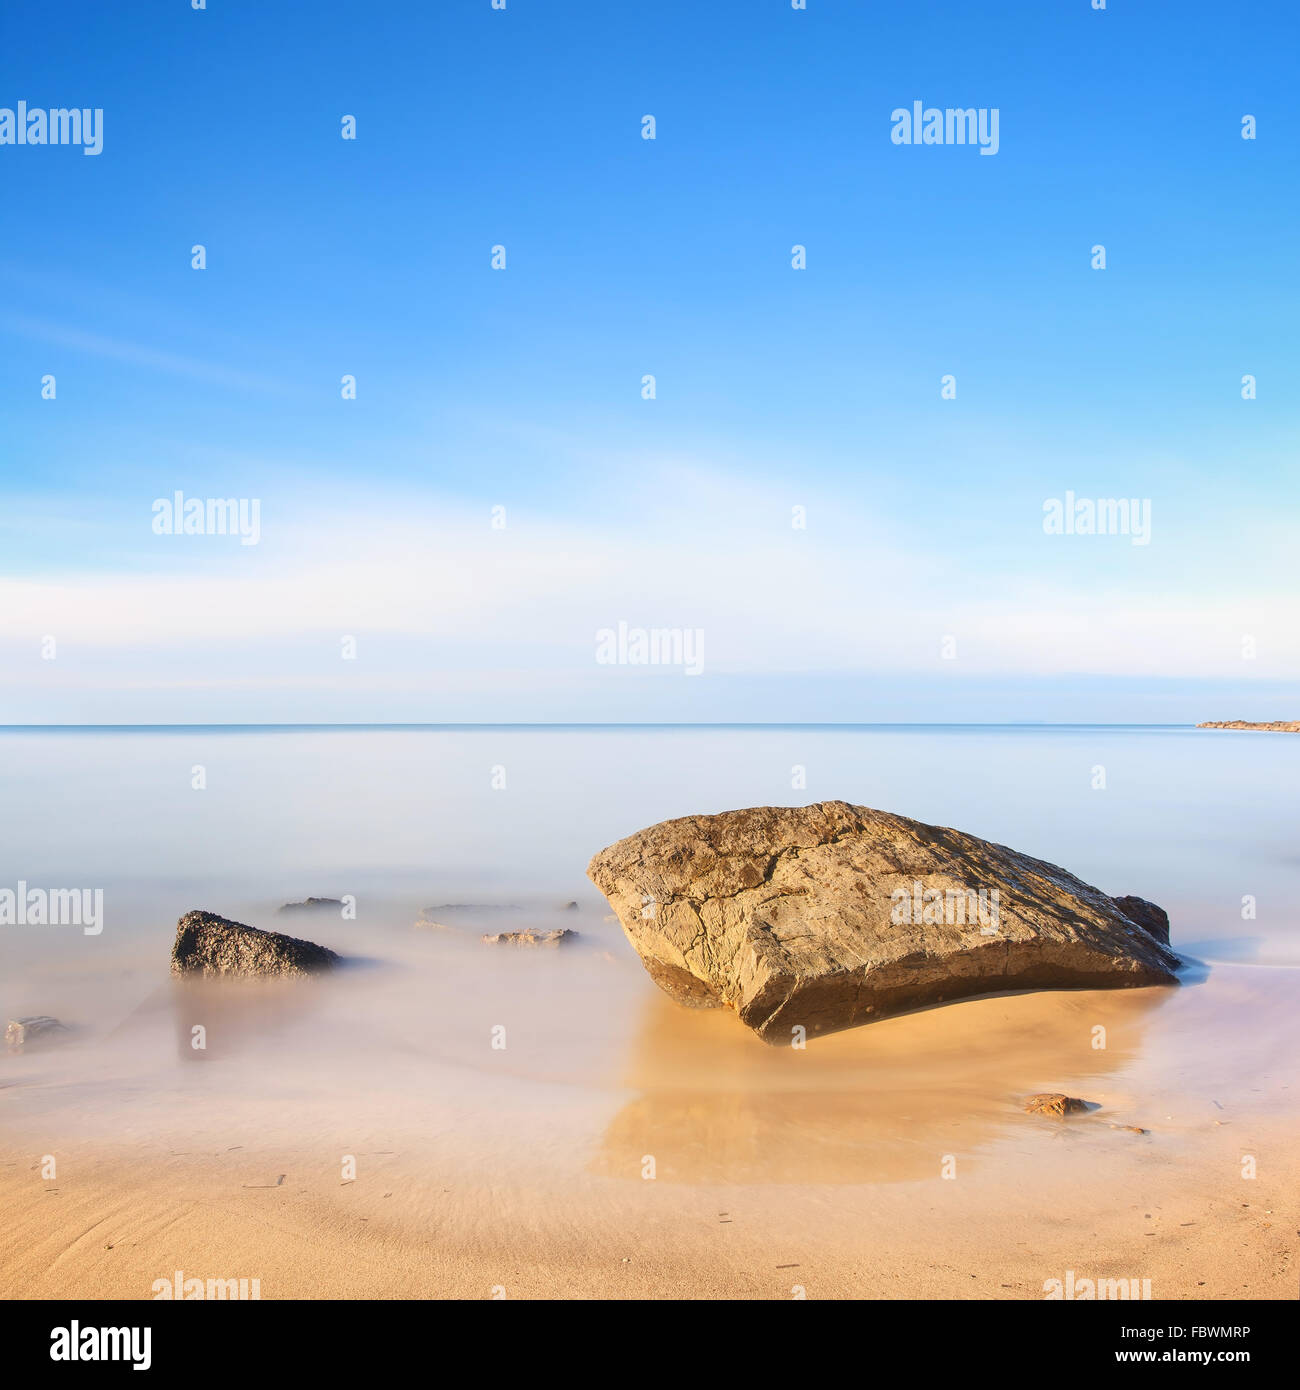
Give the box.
[2,933,1294,1300]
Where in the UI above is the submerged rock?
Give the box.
[1024,1092,1091,1118]
[481,928,578,948]
[587,801,1180,1044]
[4,1016,69,1053]
[412,913,460,933]
[171,910,340,979]
[424,903,522,914]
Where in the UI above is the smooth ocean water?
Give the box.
[0,723,1296,1194]
[0,724,1295,985]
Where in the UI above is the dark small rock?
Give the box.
[1113,895,1171,946]
[171,910,340,979]
[5,1016,69,1053]
[277,897,344,916]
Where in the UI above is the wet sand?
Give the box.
[1,924,1295,1300]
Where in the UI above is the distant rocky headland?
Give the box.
[1197,720,1300,733]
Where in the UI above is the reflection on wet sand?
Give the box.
[597,983,1175,1184]
[108,978,325,1062]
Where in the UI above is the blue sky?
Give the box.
[1,0,1297,722]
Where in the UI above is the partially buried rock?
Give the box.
[171,910,340,979]
[482,928,577,948]
[1024,1092,1091,1118]
[5,1016,69,1053]
[277,897,344,916]
[587,800,1180,1044]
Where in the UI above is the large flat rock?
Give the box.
[587,801,1180,1043]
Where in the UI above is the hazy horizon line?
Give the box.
[0,721,1211,733]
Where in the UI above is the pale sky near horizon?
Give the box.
[2,1,1297,723]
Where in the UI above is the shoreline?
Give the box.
[3,961,1295,1300]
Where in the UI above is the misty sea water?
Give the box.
[1,723,1297,1270]
[0,724,1294,981]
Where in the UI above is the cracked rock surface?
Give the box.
[587,801,1180,1044]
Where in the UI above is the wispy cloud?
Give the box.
[1,314,291,396]
[2,471,1296,722]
